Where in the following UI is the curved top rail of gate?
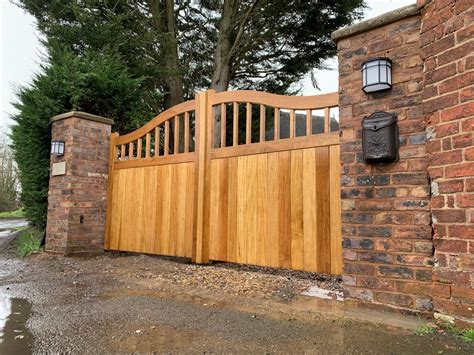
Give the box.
[113,99,196,168]
[110,90,339,167]
[208,90,339,159]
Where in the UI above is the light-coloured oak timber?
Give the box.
[104,132,118,249]
[274,108,280,140]
[210,90,338,110]
[145,133,151,158]
[233,102,238,147]
[260,105,266,142]
[164,120,170,156]
[184,112,190,153]
[154,127,159,157]
[174,115,180,154]
[324,107,330,133]
[211,132,339,159]
[306,110,312,136]
[114,152,196,170]
[329,145,343,274]
[290,110,296,138]
[246,103,251,144]
[220,103,226,148]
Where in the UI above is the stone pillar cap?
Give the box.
[51,111,114,125]
[331,4,420,42]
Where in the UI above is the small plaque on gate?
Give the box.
[52,161,66,176]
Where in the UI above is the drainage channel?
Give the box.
[0,294,34,354]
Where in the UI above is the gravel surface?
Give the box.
[0,234,472,353]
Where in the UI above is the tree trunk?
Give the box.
[210,0,236,93]
[148,0,184,108]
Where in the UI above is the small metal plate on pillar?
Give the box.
[51,161,66,176]
[362,111,399,164]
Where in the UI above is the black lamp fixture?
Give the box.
[361,57,392,93]
[51,141,65,156]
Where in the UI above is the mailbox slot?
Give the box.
[362,111,399,164]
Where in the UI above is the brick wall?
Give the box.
[45,112,113,255]
[336,13,434,315]
[419,0,474,321]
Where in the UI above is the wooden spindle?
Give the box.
[121,144,125,160]
[290,109,295,138]
[137,138,142,159]
[145,133,151,158]
[324,107,330,133]
[233,102,238,146]
[129,142,134,160]
[164,120,170,156]
[260,105,265,142]
[220,103,226,148]
[154,127,159,156]
[246,102,251,144]
[274,108,280,140]
[174,115,180,154]
[184,112,190,153]
[306,110,312,136]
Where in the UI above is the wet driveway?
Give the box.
[0,223,472,353]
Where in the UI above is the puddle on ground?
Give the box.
[0,294,34,354]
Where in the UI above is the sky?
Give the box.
[0,0,416,133]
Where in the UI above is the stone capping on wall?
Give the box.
[331,4,420,42]
[51,111,114,126]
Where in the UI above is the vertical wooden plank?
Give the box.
[226,157,238,263]
[316,146,331,273]
[324,107,330,133]
[330,145,343,274]
[278,151,292,269]
[233,102,239,146]
[154,166,164,255]
[193,90,213,264]
[164,120,170,156]
[209,160,220,260]
[218,159,229,260]
[121,144,125,160]
[108,171,122,250]
[145,133,151,158]
[104,132,119,249]
[143,166,157,253]
[290,110,295,138]
[161,164,172,255]
[306,110,312,136]
[184,164,195,257]
[274,108,280,141]
[136,168,146,252]
[221,103,226,148]
[255,154,267,266]
[175,163,187,257]
[290,150,304,270]
[246,102,251,144]
[259,105,266,142]
[174,115,180,154]
[302,148,317,272]
[266,152,280,267]
[184,112,190,153]
[155,127,159,157]
[137,138,142,159]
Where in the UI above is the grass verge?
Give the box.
[415,322,474,343]
[16,227,43,257]
[0,208,26,219]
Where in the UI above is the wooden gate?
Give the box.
[105,90,342,274]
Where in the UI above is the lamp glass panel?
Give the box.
[366,65,379,85]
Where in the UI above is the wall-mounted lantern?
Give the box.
[51,141,65,156]
[361,58,392,93]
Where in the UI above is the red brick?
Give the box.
[460,86,474,102]
[423,93,459,114]
[440,102,474,122]
[448,225,474,239]
[432,209,466,223]
[376,292,413,307]
[435,121,459,138]
[452,133,473,148]
[430,149,462,165]
[434,239,468,253]
[445,162,474,178]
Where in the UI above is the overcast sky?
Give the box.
[0,0,416,132]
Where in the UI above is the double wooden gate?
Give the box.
[105,90,342,274]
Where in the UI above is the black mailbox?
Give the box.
[362,111,399,164]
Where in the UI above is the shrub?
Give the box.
[16,227,43,257]
[10,49,155,230]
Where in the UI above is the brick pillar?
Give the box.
[332,5,434,315]
[45,111,113,255]
[420,0,474,322]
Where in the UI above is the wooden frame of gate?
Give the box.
[105,89,342,275]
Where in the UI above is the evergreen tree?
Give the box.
[10,50,154,228]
